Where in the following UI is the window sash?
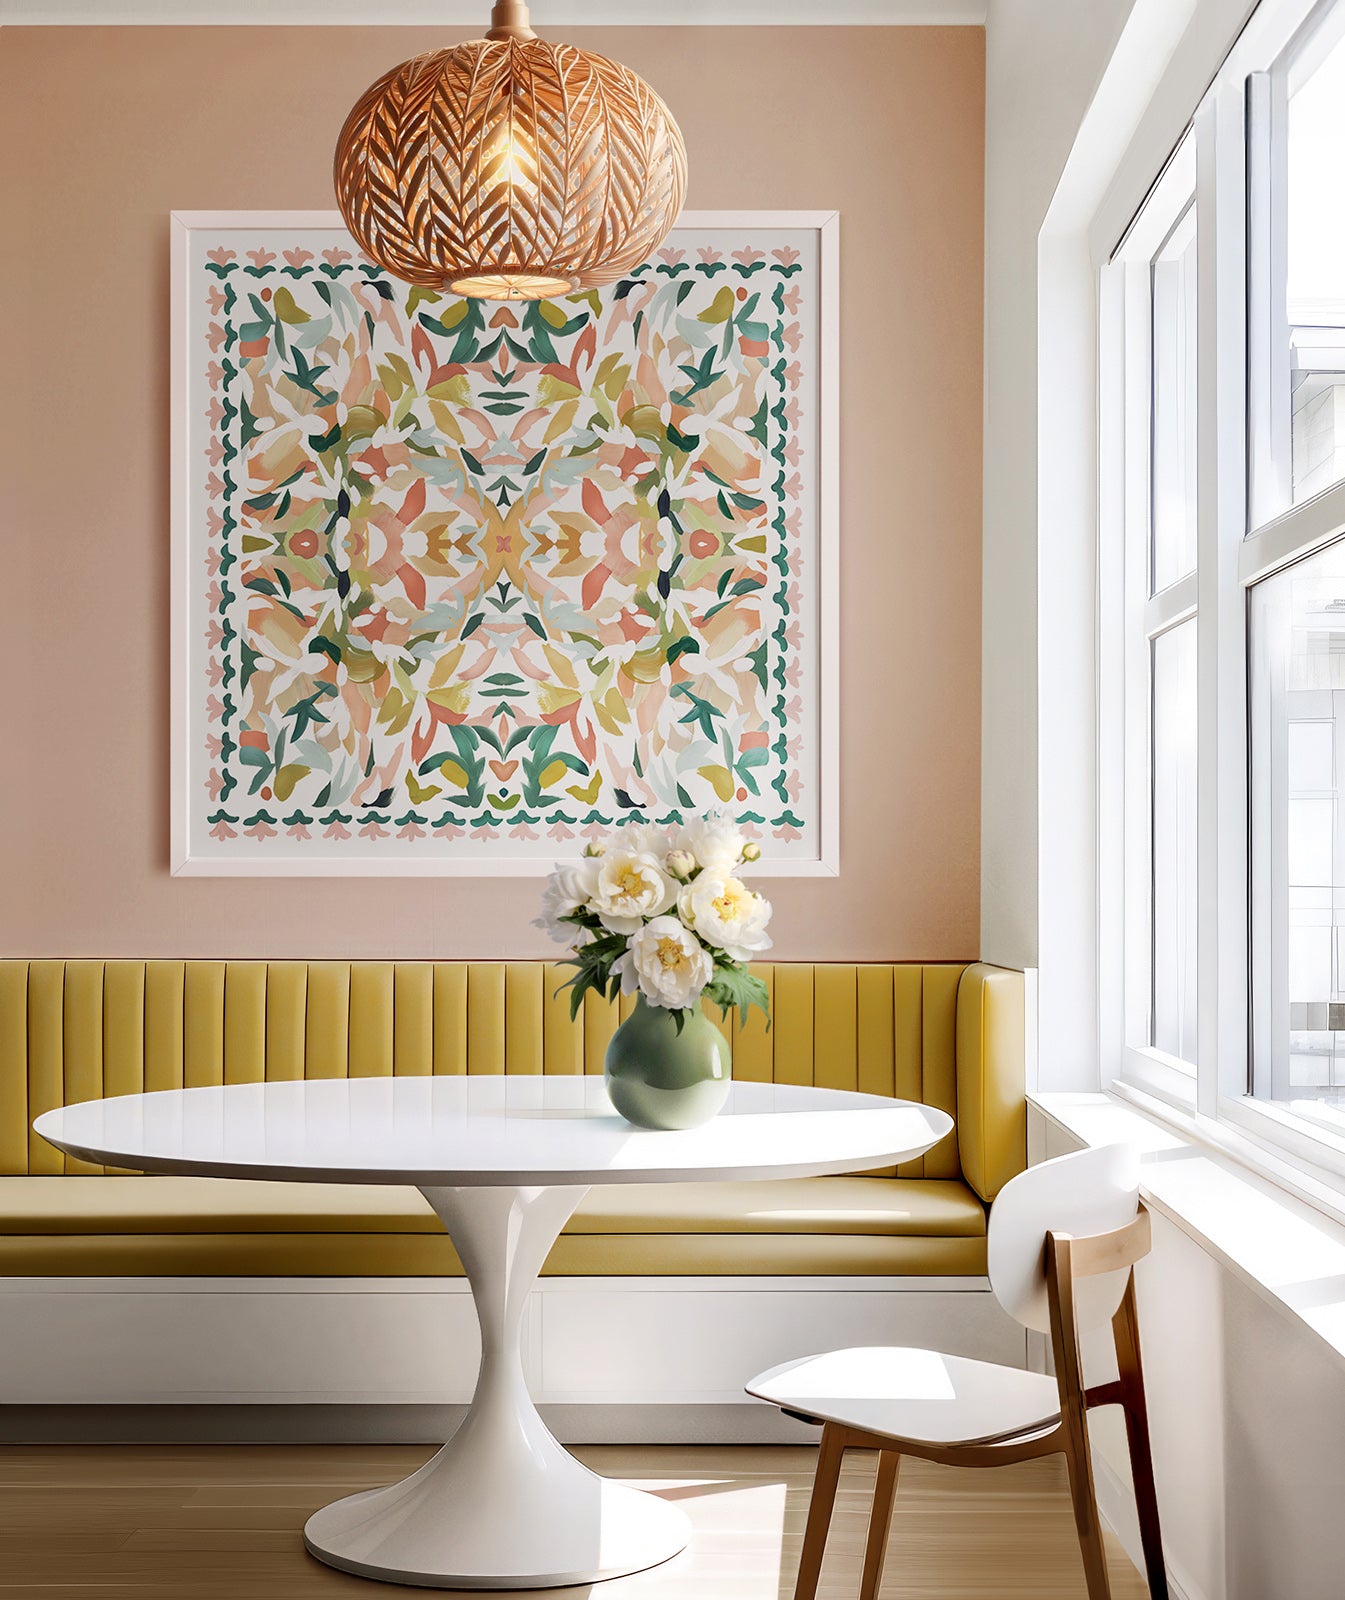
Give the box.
[1112,141,1202,1102]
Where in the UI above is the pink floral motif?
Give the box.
[206,734,224,761]
[321,247,351,267]
[732,247,764,266]
[206,438,225,467]
[397,820,424,841]
[246,248,276,269]
[658,247,685,265]
[206,324,227,353]
[782,322,802,353]
[359,820,388,840]
[206,247,236,267]
[206,397,225,429]
[206,660,224,688]
[204,694,226,723]
[205,361,224,389]
[288,822,312,841]
[209,818,237,841]
[547,822,575,842]
[325,820,351,841]
[772,246,801,267]
[782,286,802,315]
[772,823,803,842]
[697,248,719,264]
[207,286,227,315]
[246,819,278,841]
[283,247,314,269]
[205,772,224,800]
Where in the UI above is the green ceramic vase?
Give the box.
[604,995,732,1130]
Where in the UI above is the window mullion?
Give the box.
[1247,68,1292,530]
[1196,82,1251,1120]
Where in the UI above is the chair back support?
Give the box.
[986,1145,1141,1333]
[0,959,1025,1186]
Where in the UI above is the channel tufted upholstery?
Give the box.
[0,961,1025,1277]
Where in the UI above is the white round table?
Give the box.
[36,1076,951,1591]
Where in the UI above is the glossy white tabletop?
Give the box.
[33,1078,951,1188]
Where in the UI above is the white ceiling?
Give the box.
[0,1,986,24]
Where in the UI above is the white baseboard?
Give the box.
[1094,1451,1201,1600]
[0,1401,821,1446]
[0,1275,1025,1409]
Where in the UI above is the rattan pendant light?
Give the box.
[333,0,687,301]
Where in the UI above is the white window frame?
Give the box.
[1100,0,1345,1190]
[1107,136,1201,1107]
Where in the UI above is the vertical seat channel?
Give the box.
[0,963,29,1176]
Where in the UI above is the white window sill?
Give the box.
[1030,1090,1345,1370]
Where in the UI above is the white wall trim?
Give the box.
[1035,0,1263,1094]
[0,1,987,26]
[1094,1453,1202,1600]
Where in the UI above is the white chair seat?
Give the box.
[747,1345,1063,1448]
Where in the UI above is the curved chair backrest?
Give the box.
[987,1144,1141,1334]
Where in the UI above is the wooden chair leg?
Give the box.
[1047,1232,1112,1600]
[1113,1281,1169,1600]
[859,1450,901,1600]
[794,1423,846,1600]
[1063,1429,1112,1600]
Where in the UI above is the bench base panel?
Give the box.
[0,1275,1027,1423]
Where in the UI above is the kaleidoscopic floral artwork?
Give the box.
[173,212,834,874]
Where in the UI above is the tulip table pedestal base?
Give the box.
[36,1076,953,1589]
[303,1184,691,1590]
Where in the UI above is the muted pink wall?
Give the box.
[0,25,983,961]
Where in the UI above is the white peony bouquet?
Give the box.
[535,817,773,1031]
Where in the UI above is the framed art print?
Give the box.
[171,210,837,875]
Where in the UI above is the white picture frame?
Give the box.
[171,209,839,876]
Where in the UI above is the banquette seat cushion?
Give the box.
[0,960,1024,1278]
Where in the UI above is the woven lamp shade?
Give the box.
[333,0,687,301]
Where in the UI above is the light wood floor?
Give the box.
[0,1444,1148,1598]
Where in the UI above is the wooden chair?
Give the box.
[746,1145,1167,1600]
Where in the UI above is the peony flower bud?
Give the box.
[741,841,761,863]
[584,841,607,858]
[665,848,697,880]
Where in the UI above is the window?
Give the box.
[1251,548,1345,1145]
[1112,138,1200,1094]
[1103,0,1345,1182]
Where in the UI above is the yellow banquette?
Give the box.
[0,960,1024,1278]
